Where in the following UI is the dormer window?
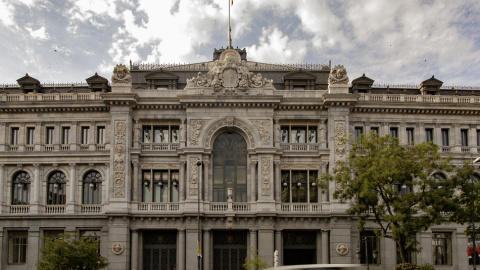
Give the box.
[283,70,317,90]
[145,70,179,90]
[85,73,110,93]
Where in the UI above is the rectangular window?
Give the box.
[26,127,35,145]
[80,230,101,254]
[360,231,380,265]
[44,230,63,240]
[432,232,452,265]
[46,127,54,145]
[396,237,416,265]
[291,127,307,143]
[370,127,379,134]
[8,231,27,264]
[354,127,363,142]
[426,128,434,143]
[477,129,480,147]
[390,127,398,138]
[97,126,105,144]
[280,170,318,203]
[11,127,19,145]
[142,169,179,202]
[407,128,414,144]
[461,129,469,147]
[81,127,89,144]
[441,129,449,146]
[61,127,69,145]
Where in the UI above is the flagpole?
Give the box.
[228,0,231,49]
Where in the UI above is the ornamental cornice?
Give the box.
[351,107,480,115]
[140,163,180,170]
[0,106,109,113]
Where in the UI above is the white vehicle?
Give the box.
[264,264,363,270]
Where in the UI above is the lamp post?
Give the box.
[196,159,202,270]
[356,236,378,270]
[471,156,480,270]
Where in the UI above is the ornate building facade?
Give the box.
[0,48,478,270]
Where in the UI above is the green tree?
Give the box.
[243,246,269,270]
[37,232,109,270]
[318,132,458,264]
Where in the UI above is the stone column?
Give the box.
[131,229,139,270]
[203,159,209,202]
[0,123,6,151]
[179,161,186,201]
[69,163,76,204]
[320,161,328,203]
[258,230,274,266]
[132,161,139,202]
[453,123,461,152]
[18,123,25,151]
[319,119,327,149]
[434,124,442,146]
[250,161,257,202]
[33,164,40,209]
[34,122,41,151]
[203,230,210,270]
[27,229,40,269]
[89,121,96,150]
[70,121,78,151]
[186,230,199,270]
[417,123,424,144]
[0,164,4,207]
[399,122,406,145]
[274,161,281,202]
[470,124,477,153]
[321,230,329,264]
[104,163,110,202]
[316,231,322,263]
[250,229,257,261]
[275,230,282,266]
[178,229,186,270]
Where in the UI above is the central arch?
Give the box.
[213,132,248,202]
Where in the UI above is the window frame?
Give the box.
[11,171,31,205]
[281,123,318,144]
[46,171,67,205]
[426,128,434,143]
[142,169,179,203]
[461,129,469,147]
[82,170,102,205]
[97,126,105,145]
[8,231,28,264]
[432,232,452,265]
[281,169,318,203]
[26,127,35,145]
[81,126,89,145]
[390,127,398,138]
[406,128,414,144]
[45,127,54,145]
[11,127,19,145]
[61,127,70,145]
[142,123,180,143]
[441,128,449,146]
[359,231,380,265]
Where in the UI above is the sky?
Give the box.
[0,0,479,87]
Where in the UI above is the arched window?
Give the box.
[12,171,30,205]
[213,132,247,202]
[83,171,102,204]
[47,171,66,205]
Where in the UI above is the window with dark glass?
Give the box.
[12,171,30,205]
[407,128,414,144]
[426,128,434,143]
[281,124,317,143]
[46,127,54,144]
[354,127,363,142]
[47,171,66,205]
[359,231,380,265]
[213,132,247,202]
[26,127,34,145]
[81,127,89,144]
[61,127,69,145]
[11,127,19,145]
[80,230,101,254]
[461,129,469,147]
[97,126,105,144]
[432,232,452,265]
[396,237,416,265]
[390,127,398,138]
[441,129,449,146]
[281,170,318,203]
[142,169,179,202]
[477,129,480,147]
[8,231,27,264]
[83,171,102,205]
[143,124,180,143]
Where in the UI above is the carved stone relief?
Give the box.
[141,163,180,170]
[274,119,280,142]
[190,120,208,146]
[180,118,186,141]
[111,64,132,84]
[252,120,271,145]
[204,116,255,148]
[261,157,271,196]
[334,122,346,161]
[113,121,126,198]
[319,119,327,142]
[189,158,199,196]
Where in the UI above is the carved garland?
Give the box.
[189,158,199,196]
[113,121,126,198]
[261,157,271,196]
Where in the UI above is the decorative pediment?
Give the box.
[16,73,42,93]
[419,75,443,95]
[86,73,110,92]
[145,70,179,90]
[283,70,317,80]
[185,49,274,95]
[283,70,317,90]
[144,70,179,80]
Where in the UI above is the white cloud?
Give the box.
[26,26,49,40]
[0,1,15,27]
[246,27,307,64]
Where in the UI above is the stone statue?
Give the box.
[328,65,349,85]
[111,64,132,84]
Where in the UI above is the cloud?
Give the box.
[0,1,16,27]
[26,26,49,40]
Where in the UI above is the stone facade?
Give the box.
[0,48,478,270]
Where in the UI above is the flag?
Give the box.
[231,0,233,6]
[197,241,202,257]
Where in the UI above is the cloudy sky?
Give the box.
[0,0,479,86]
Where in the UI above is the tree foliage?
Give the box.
[36,232,108,270]
[243,246,269,270]
[318,132,459,263]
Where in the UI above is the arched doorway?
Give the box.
[212,132,247,202]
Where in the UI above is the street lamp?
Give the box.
[471,156,480,270]
[196,159,202,270]
[356,236,378,270]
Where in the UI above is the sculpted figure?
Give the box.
[328,65,349,85]
[111,64,132,83]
